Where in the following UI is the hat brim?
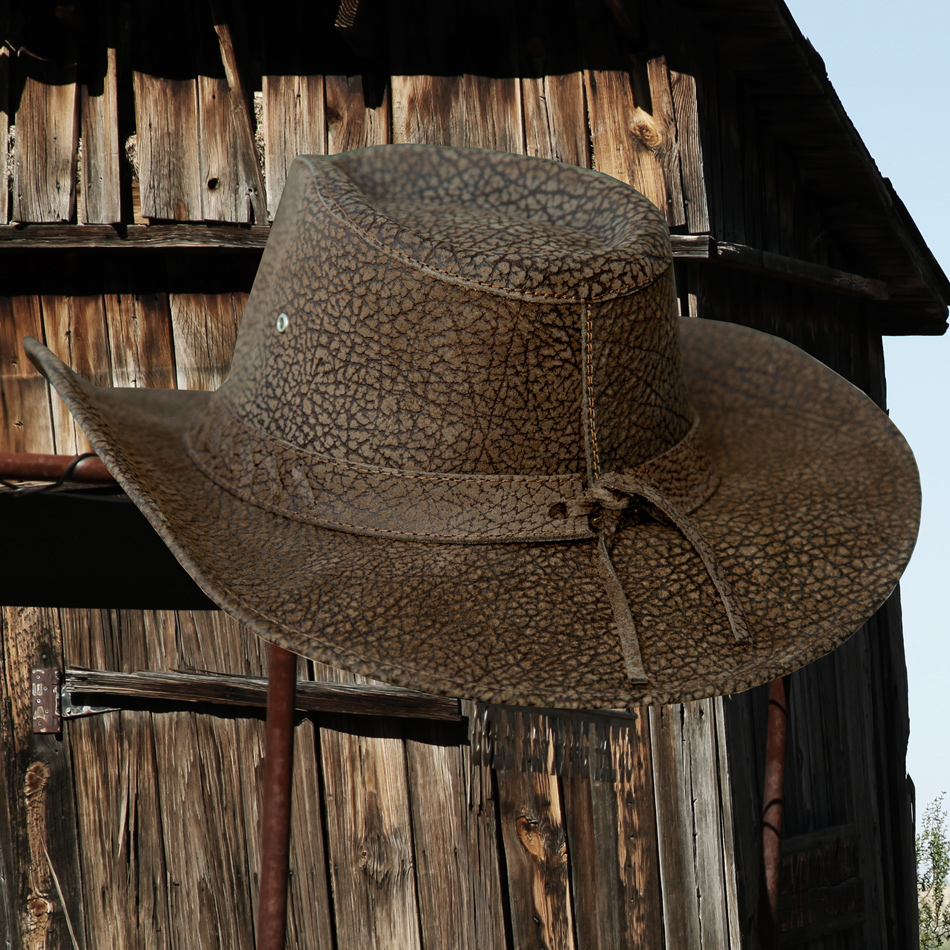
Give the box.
[24,318,919,709]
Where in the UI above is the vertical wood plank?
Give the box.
[0,607,86,950]
[645,56,686,226]
[197,19,266,224]
[325,75,391,155]
[262,76,326,218]
[585,67,670,219]
[320,706,422,950]
[669,67,709,233]
[714,58,745,243]
[80,15,122,224]
[39,295,112,453]
[613,712,663,944]
[522,73,589,168]
[497,753,574,950]
[133,73,201,221]
[169,292,244,391]
[104,293,177,389]
[13,51,80,223]
[391,74,522,152]
[650,704,703,950]
[0,297,55,454]
[684,698,733,947]
[0,46,10,223]
[404,718,489,950]
[714,696,743,949]
[1,303,85,949]
[260,1,329,216]
[68,698,171,949]
[465,723,510,950]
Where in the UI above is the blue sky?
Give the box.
[783,0,949,817]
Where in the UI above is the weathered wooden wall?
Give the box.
[0,0,932,947]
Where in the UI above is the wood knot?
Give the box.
[25,761,50,800]
[516,815,547,860]
[630,109,662,150]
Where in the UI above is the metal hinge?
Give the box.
[32,667,120,733]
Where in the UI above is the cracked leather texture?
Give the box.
[24,144,921,709]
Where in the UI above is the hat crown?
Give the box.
[215,146,693,478]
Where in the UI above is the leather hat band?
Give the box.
[184,401,718,544]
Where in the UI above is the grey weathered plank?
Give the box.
[198,20,266,224]
[13,51,80,223]
[325,74,392,155]
[0,47,10,224]
[39,295,111,453]
[650,704,703,950]
[522,72,589,168]
[669,66,710,233]
[714,695,743,948]
[0,297,55,454]
[80,43,122,223]
[320,698,422,950]
[684,698,733,948]
[262,75,326,218]
[133,72,201,221]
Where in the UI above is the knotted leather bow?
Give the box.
[567,472,753,684]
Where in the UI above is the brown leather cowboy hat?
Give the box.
[25,145,919,709]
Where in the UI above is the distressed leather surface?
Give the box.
[24,145,921,709]
[219,151,687,477]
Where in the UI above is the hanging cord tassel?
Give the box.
[565,472,753,685]
[596,472,752,645]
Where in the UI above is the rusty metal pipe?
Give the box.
[256,644,297,950]
[0,451,114,483]
[760,675,790,945]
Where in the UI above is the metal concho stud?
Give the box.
[276,313,290,333]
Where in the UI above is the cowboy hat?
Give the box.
[25,144,919,708]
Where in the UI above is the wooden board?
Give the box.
[39,295,111,453]
[585,67,670,221]
[13,47,80,223]
[197,20,266,224]
[320,701,422,950]
[522,72,589,167]
[497,745,575,950]
[262,76,326,218]
[0,297,55,455]
[80,31,122,223]
[133,72,202,221]
[0,47,10,224]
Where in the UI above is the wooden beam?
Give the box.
[63,668,462,721]
[0,226,889,300]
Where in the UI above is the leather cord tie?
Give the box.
[566,472,753,685]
